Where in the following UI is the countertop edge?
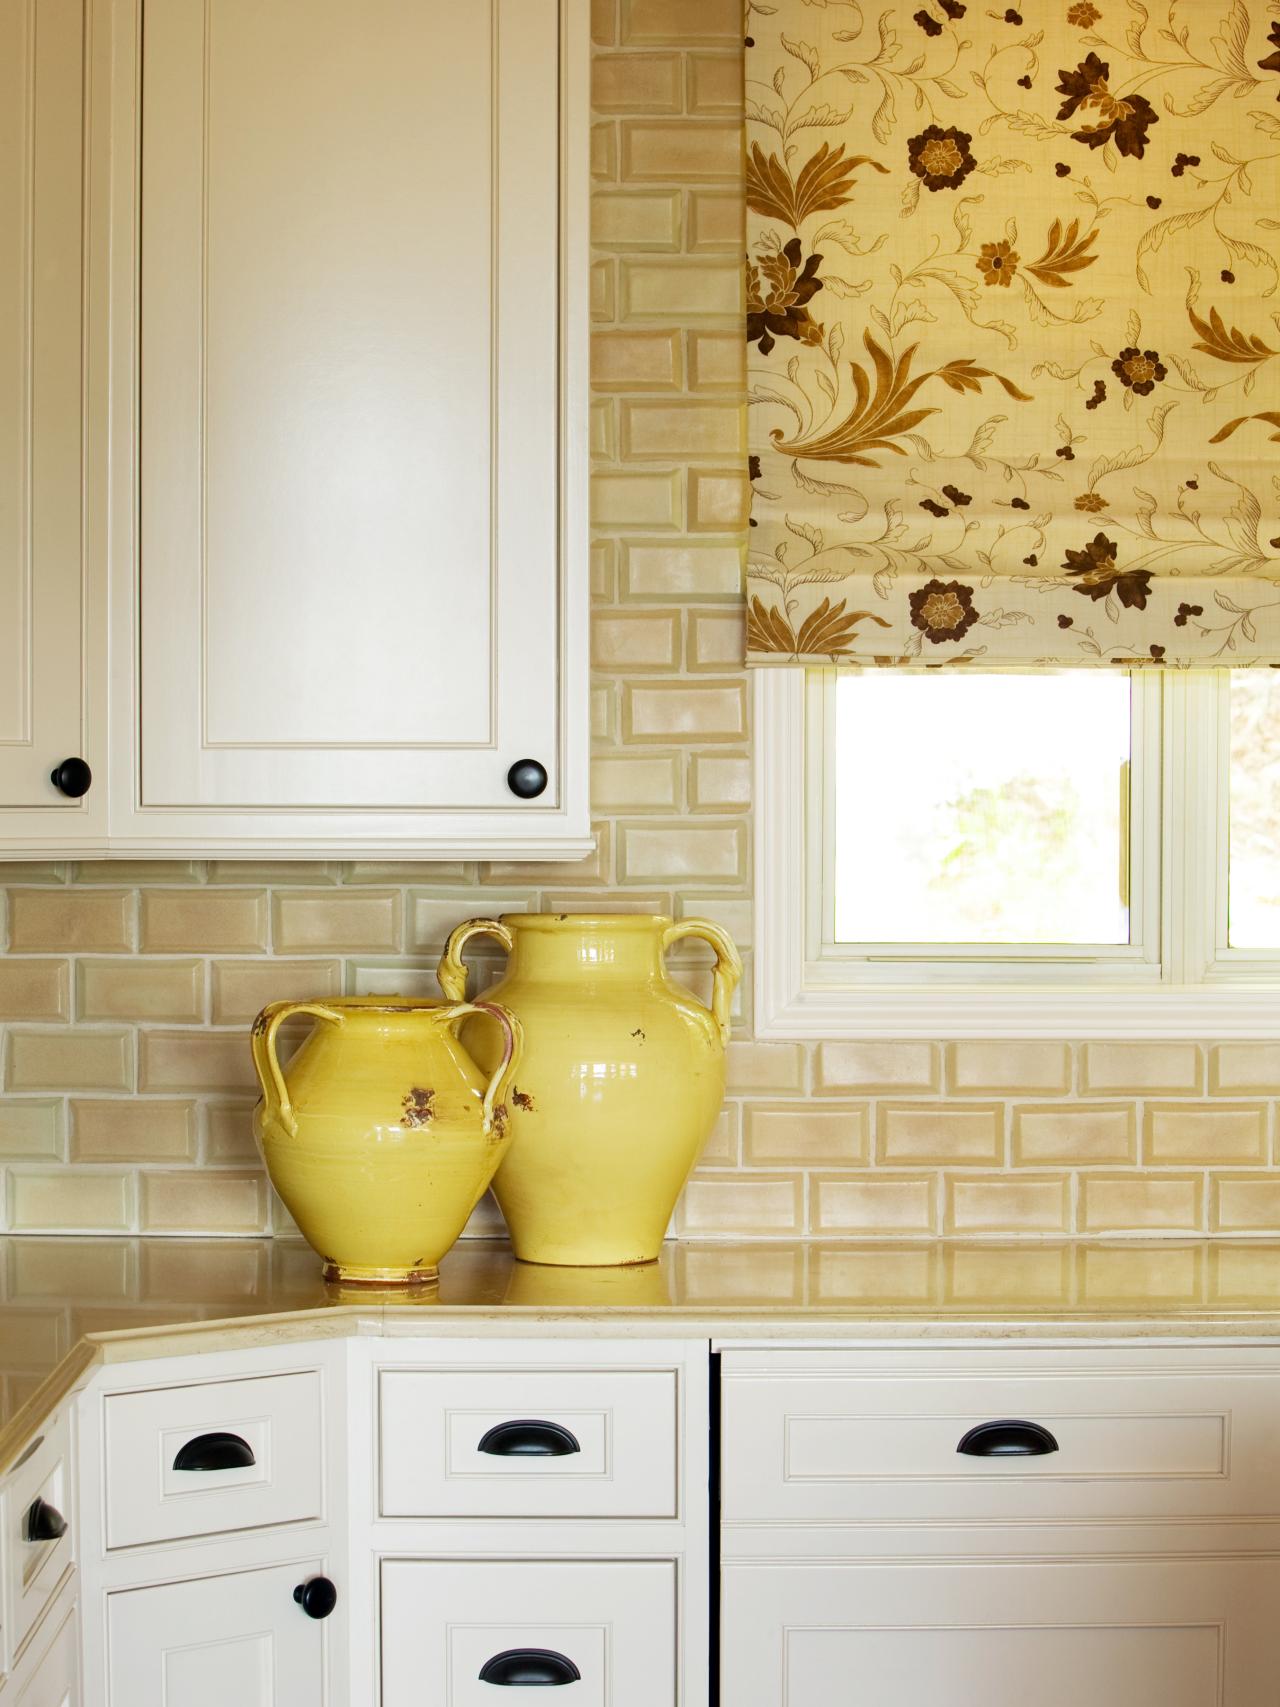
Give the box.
[9,1300,1280,1477]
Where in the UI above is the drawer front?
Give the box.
[5,1416,74,1664]
[722,1558,1280,1707]
[104,1369,323,1549]
[721,1348,1280,1527]
[381,1559,675,1707]
[379,1367,678,1518]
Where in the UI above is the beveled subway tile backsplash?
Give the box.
[0,4,1278,1240]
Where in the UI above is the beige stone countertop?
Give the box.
[7,1234,1280,1473]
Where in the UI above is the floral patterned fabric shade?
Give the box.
[745,0,1280,666]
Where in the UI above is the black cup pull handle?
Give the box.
[293,1576,338,1620]
[23,1497,67,1543]
[172,1431,256,1472]
[957,1419,1059,1457]
[477,1419,581,1458]
[479,1649,581,1687]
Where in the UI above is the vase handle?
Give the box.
[661,919,742,1047]
[250,1001,345,1139]
[437,918,514,1001]
[435,1000,524,1136]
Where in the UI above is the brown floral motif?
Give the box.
[1063,533,1153,608]
[977,239,1019,286]
[907,125,977,190]
[1111,346,1167,394]
[748,239,824,356]
[1259,21,1280,95]
[1209,411,1280,445]
[1067,1,1100,23]
[908,579,979,643]
[747,594,891,657]
[1187,304,1278,364]
[1074,492,1108,511]
[1024,219,1099,287]
[746,142,887,229]
[775,332,1031,466]
[1055,53,1158,157]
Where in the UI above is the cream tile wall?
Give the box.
[0,0,1276,1240]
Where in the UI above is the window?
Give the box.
[754,669,1280,1038]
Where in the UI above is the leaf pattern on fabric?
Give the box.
[746,0,1280,667]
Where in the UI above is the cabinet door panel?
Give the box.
[0,0,85,812]
[723,1559,1280,1707]
[138,0,561,811]
[106,1562,326,1706]
[14,1602,79,1707]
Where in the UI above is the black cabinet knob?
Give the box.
[957,1419,1059,1457]
[477,1419,581,1458]
[479,1649,581,1687]
[172,1431,256,1472]
[506,759,548,800]
[23,1497,67,1543]
[293,1576,338,1620]
[50,758,91,798]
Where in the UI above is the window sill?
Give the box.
[753,977,1280,1040]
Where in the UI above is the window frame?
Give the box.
[753,668,1280,1040]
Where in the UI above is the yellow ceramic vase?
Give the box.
[250,996,522,1285]
[437,914,741,1267]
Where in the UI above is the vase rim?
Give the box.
[499,911,673,931]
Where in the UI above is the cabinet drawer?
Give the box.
[4,1416,74,1665]
[721,1347,1280,1528]
[722,1558,1280,1707]
[379,1367,678,1518]
[381,1559,675,1706]
[103,1369,324,1549]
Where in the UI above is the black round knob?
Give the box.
[50,758,92,798]
[506,759,548,800]
[293,1576,338,1620]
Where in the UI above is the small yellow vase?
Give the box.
[250,996,522,1285]
[438,914,741,1267]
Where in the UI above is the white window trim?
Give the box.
[753,668,1280,1040]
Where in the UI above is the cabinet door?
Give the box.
[130,0,578,841]
[723,1558,1280,1707]
[381,1559,676,1706]
[0,0,95,827]
[13,1600,78,1707]
[106,1561,327,1706]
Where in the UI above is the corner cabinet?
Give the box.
[0,0,590,861]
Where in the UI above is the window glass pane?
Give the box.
[832,673,1132,946]
[1228,673,1280,948]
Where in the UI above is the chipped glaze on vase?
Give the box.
[250,996,522,1284]
[437,914,741,1267]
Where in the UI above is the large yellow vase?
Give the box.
[437,914,741,1266]
[250,996,522,1284]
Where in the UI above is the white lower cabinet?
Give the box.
[381,1559,677,1705]
[105,1561,327,1705]
[54,1329,1280,1705]
[723,1558,1280,1707]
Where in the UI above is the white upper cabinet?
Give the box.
[0,0,589,859]
[0,0,105,847]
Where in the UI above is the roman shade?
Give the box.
[745,0,1280,666]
